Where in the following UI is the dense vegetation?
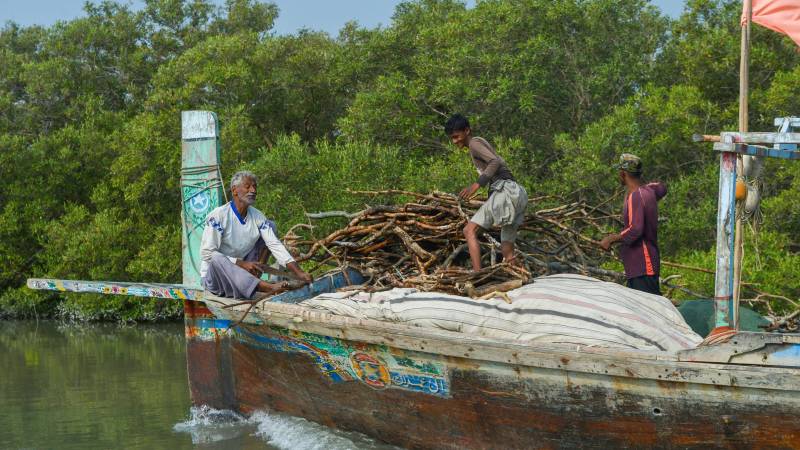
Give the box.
[1,0,798,321]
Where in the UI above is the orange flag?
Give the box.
[745,0,800,46]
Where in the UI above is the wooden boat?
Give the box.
[29,111,800,449]
[184,283,800,449]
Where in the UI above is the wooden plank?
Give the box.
[185,299,800,448]
[217,326,800,449]
[713,137,737,330]
[202,293,800,391]
[720,131,800,144]
[713,142,800,159]
[27,278,201,300]
[269,268,364,303]
[236,332,800,448]
[181,111,225,289]
[679,332,800,365]
[774,116,800,128]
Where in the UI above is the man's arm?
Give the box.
[470,139,503,187]
[600,191,645,250]
[200,217,236,264]
[459,139,501,200]
[259,223,312,284]
[620,190,645,244]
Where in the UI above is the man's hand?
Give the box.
[599,235,620,251]
[237,260,265,277]
[458,182,481,200]
[286,261,313,285]
[297,271,313,285]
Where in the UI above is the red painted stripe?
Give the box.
[642,242,655,276]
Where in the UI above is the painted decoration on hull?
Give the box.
[186,318,232,341]
[26,278,200,300]
[351,352,391,389]
[187,318,450,397]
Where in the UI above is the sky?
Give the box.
[0,0,686,35]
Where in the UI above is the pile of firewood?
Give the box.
[279,189,800,331]
[284,190,618,297]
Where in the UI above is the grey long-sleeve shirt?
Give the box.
[468,137,515,187]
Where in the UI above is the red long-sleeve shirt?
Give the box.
[619,182,667,279]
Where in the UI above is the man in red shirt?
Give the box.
[600,154,667,295]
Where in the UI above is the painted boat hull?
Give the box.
[184,296,800,449]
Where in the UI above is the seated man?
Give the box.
[200,170,312,299]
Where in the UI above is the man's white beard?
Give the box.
[242,194,256,206]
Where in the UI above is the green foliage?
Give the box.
[244,135,477,236]
[664,230,800,314]
[1,0,799,321]
[339,0,668,162]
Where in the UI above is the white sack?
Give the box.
[300,274,702,352]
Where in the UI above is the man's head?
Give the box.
[614,153,642,185]
[231,170,258,207]
[445,114,471,148]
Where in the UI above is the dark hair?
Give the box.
[444,114,470,135]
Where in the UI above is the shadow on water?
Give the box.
[0,321,397,450]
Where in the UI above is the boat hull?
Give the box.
[184,299,800,449]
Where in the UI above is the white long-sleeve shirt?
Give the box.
[200,202,295,278]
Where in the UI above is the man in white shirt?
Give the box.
[200,170,312,299]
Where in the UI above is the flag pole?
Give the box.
[732,0,752,330]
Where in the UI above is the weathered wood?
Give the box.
[186,297,800,448]
[289,191,615,297]
[393,226,432,260]
[305,210,361,219]
[26,278,201,300]
[718,131,800,144]
[692,133,721,143]
[714,139,737,329]
[181,111,225,289]
[713,141,800,159]
[184,300,237,409]
[201,294,800,391]
[472,279,524,297]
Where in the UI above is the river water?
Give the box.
[0,321,396,449]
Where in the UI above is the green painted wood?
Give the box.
[181,111,225,289]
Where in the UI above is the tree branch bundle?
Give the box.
[284,190,799,330]
[286,190,615,297]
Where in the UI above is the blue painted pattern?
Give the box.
[191,319,450,397]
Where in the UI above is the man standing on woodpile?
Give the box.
[600,154,667,295]
[200,170,312,299]
[445,113,528,271]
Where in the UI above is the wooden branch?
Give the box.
[394,226,432,260]
[306,210,361,219]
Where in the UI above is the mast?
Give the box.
[181,111,226,289]
[711,0,750,335]
[732,0,752,330]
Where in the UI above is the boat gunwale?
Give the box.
[200,293,800,392]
